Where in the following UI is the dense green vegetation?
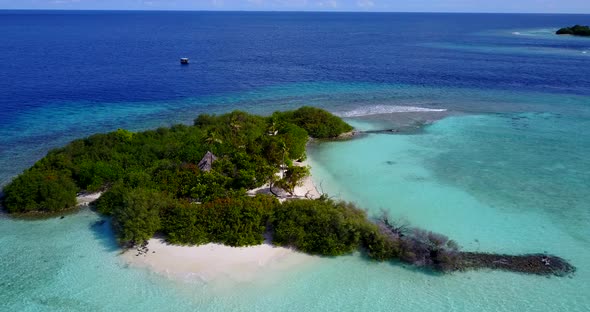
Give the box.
[162,195,278,247]
[2,106,573,276]
[556,25,590,36]
[2,169,77,213]
[1,107,355,246]
[2,107,347,214]
[274,106,354,139]
[110,188,173,246]
[271,199,377,256]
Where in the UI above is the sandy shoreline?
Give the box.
[121,239,316,285]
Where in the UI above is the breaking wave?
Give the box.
[337,105,447,117]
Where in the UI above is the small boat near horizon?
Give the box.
[180,58,189,65]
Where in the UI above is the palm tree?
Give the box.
[230,120,242,134]
[204,130,222,145]
[267,117,279,136]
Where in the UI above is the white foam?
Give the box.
[337,105,447,117]
[512,32,521,35]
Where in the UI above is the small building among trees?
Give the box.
[198,151,217,172]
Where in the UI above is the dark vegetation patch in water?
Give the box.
[375,213,576,277]
[456,252,576,276]
[556,25,590,37]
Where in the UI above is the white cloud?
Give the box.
[317,0,337,8]
[211,0,224,7]
[357,0,374,8]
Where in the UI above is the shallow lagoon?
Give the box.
[1,11,590,311]
[2,110,589,311]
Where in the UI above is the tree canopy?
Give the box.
[1,107,357,247]
[271,199,376,256]
[2,107,352,216]
[556,25,590,36]
[0,106,575,276]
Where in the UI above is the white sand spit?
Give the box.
[122,239,316,285]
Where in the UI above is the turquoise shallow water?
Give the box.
[306,114,590,311]
[2,12,590,311]
[1,85,589,311]
[0,83,590,311]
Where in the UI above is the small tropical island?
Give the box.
[556,25,590,36]
[1,107,575,277]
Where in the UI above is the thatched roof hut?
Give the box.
[198,151,218,172]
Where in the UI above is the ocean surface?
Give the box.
[1,11,589,311]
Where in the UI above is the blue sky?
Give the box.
[0,0,588,13]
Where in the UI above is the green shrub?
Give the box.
[2,169,77,213]
[278,123,308,160]
[271,199,371,256]
[94,183,128,215]
[162,195,278,247]
[111,189,173,247]
[76,161,124,191]
[277,107,353,139]
[362,226,401,261]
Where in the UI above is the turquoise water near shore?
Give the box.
[1,80,590,312]
[2,90,589,311]
[2,11,590,311]
[1,120,588,311]
[305,114,590,311]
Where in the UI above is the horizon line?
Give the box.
[1,9,589,15]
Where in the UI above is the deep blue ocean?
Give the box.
[1,11,589,184]
[1,11,589,311]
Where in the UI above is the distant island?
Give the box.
[556,25,590,36]
[0,107,575,277]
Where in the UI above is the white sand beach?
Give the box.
[76,192,102,206]
[121,239,316,285]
